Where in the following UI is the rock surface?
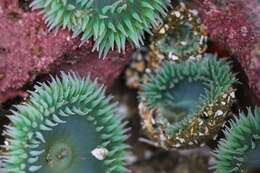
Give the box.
[193,0,260,104]
[53,44,132,89]
[0,0,132,102]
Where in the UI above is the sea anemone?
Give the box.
[149,2,207,62]
[125,2,207,89]
[30,0,171,57]
[0,72,128,173]
[139,54,236,149]
[213,107,260,173]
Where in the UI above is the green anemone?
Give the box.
[30,0,171,57]
[155,22,204,58]
[0,72,128,173]
[149,1,207,62]
[214,107,260,173]
[139,54,236,149]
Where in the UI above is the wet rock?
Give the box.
[0,0,132,102]
[193,0,260,104]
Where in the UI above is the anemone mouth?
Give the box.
[159,79,207,124]
[215,108,260,173]
[46,143,73,172]
[30,115,105,173]
[157,79,208,136]
[140,54,236,148]
[150,72,211,137]
[0,72,127,173]
[30,0,171,57]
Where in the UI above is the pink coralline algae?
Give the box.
[0,0,132,102]
[193,0,260,104]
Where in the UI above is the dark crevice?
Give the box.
[0,96,23,145]
[0,72,54,145]
[230,56,259,110]
[18,0,32,12]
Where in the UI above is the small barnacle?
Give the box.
[125,2,207,89]
[138,54,236,149]
[0,72,128,173]
[214,107,260,173]
[30,0,171,57]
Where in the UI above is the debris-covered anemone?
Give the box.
[125,2,207,89]
[149,2,207,62]
[139,54,236,149]
[30,0,171,57]
[214,107,260,173]
[0,72,128,173]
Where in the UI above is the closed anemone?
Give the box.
[0,72,128,173]
[155,22,204,58]
[139,54,236,149]
[30,0,171,57]
[149,2,207,62]
[214,107,260,173]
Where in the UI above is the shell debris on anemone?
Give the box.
[138,54,236,149]
[125,2,208,89]
[30,0,171,57]
[0,72,128,173]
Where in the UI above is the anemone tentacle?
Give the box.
[214,107,260,173]
[139,54,236,149]
[30,0,171,57]
[0,72,128,173]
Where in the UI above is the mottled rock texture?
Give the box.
[54,43,132,89]
[193,0,260,104]
[0,0,132,102]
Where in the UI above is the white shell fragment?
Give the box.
[215,110,224,117]
[91,147,109,160]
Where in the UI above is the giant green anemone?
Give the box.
[0,72,128,173]
[30,0,171,57]
[214,107,260,173]
[139,54,236,149]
